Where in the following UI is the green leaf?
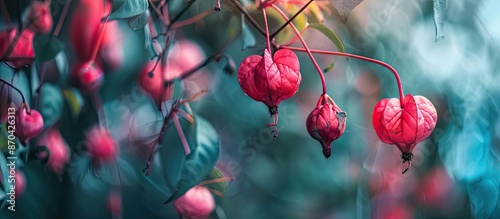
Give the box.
[39,84,64,129]
[433,0,446,42]
[109,0,149,20]
[307,23,345,53]
[33,35,65,62]
[30,64,40,100]
[55,52,69,86]
[128,10,150,30]
[62,88,84,118]
[162,116,220,203]
[241,14,256,50]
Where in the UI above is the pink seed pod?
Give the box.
[138,61,183,109]
[0,28,36,69]
[86,126,117,162]
[28,0,53,34]
[306,95,346,159]
[372,94,437,173]
[36,127,70,174]
[238,49,301,135]
[15,106,44,143]
[71,61,103,92]
[168,40,205,73]
[173,186,215,219]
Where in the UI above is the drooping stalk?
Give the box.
[271,4,327,95]
[0,78,27,104]
[279,46,405,103]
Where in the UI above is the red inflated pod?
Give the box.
[71,61,103,92]
[372,94,437,173]
[36,127,70,174]
[238,49,301,136]
[15,104,44,143]
[86,125,117,163]
[28,0,53,34]
[174,186,215,219]
[0,28,36,69]
[139,61,183,109]
[306,94,346,159]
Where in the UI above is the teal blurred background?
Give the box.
[1,0,500,218]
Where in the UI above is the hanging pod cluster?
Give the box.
[236,3,438,173]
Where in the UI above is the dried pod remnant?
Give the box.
[174,186,215,219]
[306,94,346,159]
[238,49,301,135]
[372,94,437,173]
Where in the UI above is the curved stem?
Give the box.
[271,4,326,95]
[170,8,215,29]
[90,0,111,62]
[0,78,27,104]
[279,46,405,103]
[262,8,271,52]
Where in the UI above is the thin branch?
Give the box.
[269,0,313,38]
[228,0,266,36]
[170,8,215,29]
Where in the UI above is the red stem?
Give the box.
[271,4,327,95]
[262,8,271,53]
[280,46,405,103]
[90,0,111,62]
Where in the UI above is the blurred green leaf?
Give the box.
[241,14,256,50]
[62,88,84,118]
[30,65,40,100]
[163,116,220,203]
[109,0,148,20]
[39,84,64,129]
[307,23,345,53]
[33,35,65,63]
[128,10,150,30]
[112,0,126,13]
[54,52,69,86]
